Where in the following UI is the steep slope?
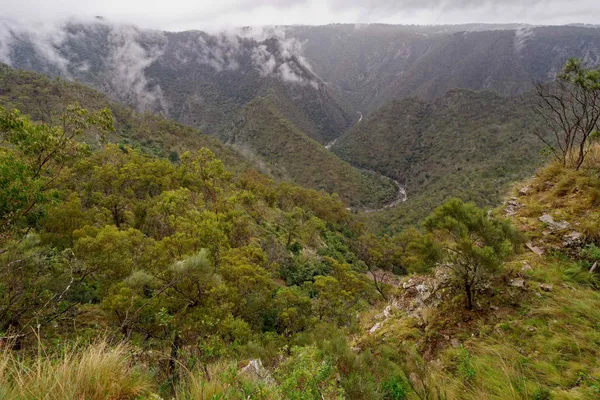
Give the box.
[0,64,246,169]
[356,152,600,399]
[0,65,395,208]
[332,89,546,229]
[0,20,354,143]
[229,94,397,208]
[291,24,600,113]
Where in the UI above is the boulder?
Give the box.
[539,283,553,292]
[563,231,582,247]
[509,278,526,288]
[518,186,532,196]
[521,262,532,272]
[539,214,569,230]
[526,242,544,256]
[383,305,393,318]
[240,359,275,385]
[369,322,382,334]
[504,199,521,216]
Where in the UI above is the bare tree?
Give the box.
[534,58,600,170]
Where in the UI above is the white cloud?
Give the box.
[0,0,598,32]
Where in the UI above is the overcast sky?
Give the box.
[0,0,595,31]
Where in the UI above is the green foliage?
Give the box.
[424,198,521,310]
[333,89,547,230]
[456,346,476,384]
[381,376,410,400]
[532,387,552,400]
[275,346,344,400]
[0,103,384,396]
[0,104,112,245]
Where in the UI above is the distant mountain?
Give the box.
[290,24,600,113]
[332,89,546,230]
[4,21,600,138]
[2,20,599,225]
[0,20,354,144]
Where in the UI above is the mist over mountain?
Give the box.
[3,18,600,218]
[291,24,600,112]
[0,19,355,143]
[3,20,600,139]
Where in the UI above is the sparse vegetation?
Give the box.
[534,58,600,170]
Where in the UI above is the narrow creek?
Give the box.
[325,111,407,213]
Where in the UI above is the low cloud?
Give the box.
[168,25,320,85]
[1,0,599,31]
[0,18,322,114]
[0,18,169,112]
[104,24,168,112]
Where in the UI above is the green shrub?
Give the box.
[532,386,552,400]
[381,376,410,400]
[457,346,476,384]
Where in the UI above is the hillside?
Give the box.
[291,24,600,113]
[352,149,600,399]
[0,20,355,143]
[0,65,396,208]
[0,64,247,169]
[332,89,547,230]
[228,94,398,208]
[1,98,598,398]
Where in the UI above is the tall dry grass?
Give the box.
[0,340,153,400]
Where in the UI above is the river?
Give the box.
[325,111,407,212]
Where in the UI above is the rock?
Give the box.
[490,305,499,311]
[504,200,521,216]
[539,283,553,292]
[402,279,416,289]
[560,283,576,291]
[240,359,275,385]
[351,347,361,353]
[369,322,382,334]
[518,186,532,196]
[415,284,431,301]
[526,242,544,256]
[563,231,582,247]
[509,278,526,288]
[450,338,461,349]
[539,214,570,230]
[383,305,393,318]
[521,262,532,272]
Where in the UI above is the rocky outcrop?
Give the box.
[539,214,569,230]
[240,359,275,385]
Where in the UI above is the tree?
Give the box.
[423,199,520,310]
[0,104,113,249]
[534,58,600,170]
[180,148,231,209]
[354,233,402,300]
